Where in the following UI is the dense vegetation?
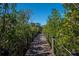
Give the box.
[43,4,79,56]
[0,3,42,56]
[0,3,79,56]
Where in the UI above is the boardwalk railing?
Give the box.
[51,37,73,56]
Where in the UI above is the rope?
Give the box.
[62,46,72,55]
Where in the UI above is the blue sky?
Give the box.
[16,3,65,25]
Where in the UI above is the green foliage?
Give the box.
[43,9,61,47]
[43,4,79,56]
[0,3,41,56]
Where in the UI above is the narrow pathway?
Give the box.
[25,33,53,56]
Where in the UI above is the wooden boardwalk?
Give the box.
[25,33,53,56]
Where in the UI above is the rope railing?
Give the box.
[51,37,73,56]
[62,45,72,55]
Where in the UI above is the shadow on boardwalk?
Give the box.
[25,33,53,56]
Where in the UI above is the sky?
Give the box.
[16,3,65,25]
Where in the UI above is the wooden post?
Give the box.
[51,37,55,56]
